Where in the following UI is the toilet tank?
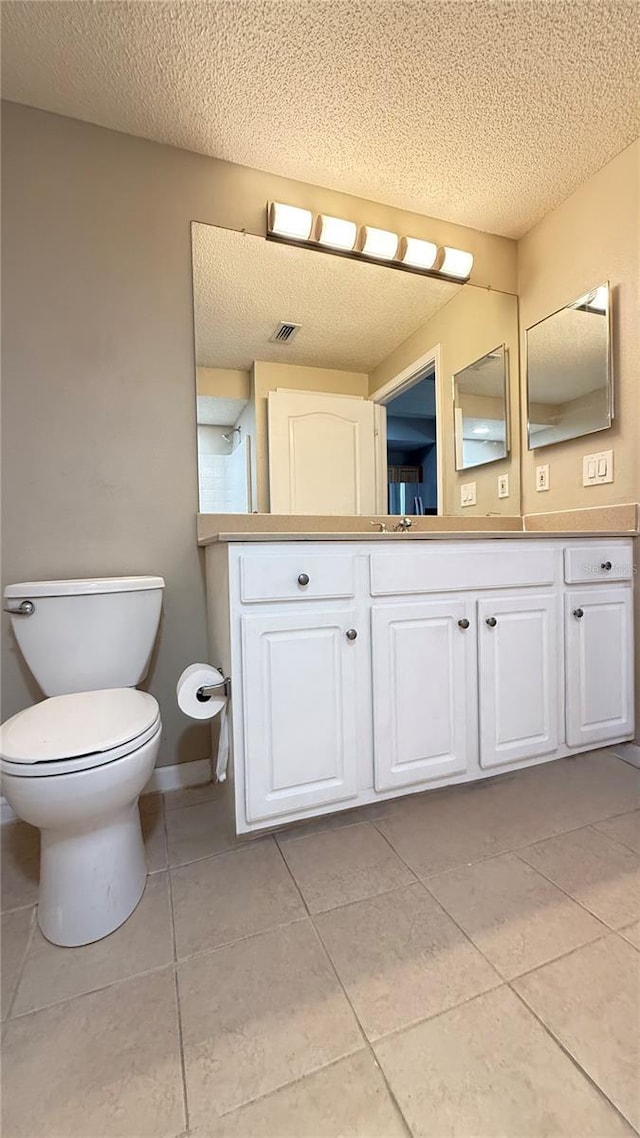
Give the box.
[4,576,165,697]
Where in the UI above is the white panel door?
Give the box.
[372,600,473,791]
[241,609,360,822]
[566,587,634,747]
[478,593,559,769]
[268,390,376,514]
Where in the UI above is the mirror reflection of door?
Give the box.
[382,364,438,516]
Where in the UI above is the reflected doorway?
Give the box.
[380,363,438,516]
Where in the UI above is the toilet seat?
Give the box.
[0,688,161,777]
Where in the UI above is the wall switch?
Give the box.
[583,449,614,486]
[497,474,509,498]
[536,464,550,492]
[460,481,477,507]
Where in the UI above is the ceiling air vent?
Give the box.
[269,321,301,344]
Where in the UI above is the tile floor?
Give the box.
[2,749,640,1138]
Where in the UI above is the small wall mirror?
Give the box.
[453,344,508,470]
[526,282,612,450]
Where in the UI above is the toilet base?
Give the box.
[1,724,162,947]
[39,802,147,946]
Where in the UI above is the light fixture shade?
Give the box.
[316,214,358,251]
[440,247,474,280]
[268,202,313,241]
[360,226,399,260]
[399,236,439,271]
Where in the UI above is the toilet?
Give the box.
[0,576,165,947]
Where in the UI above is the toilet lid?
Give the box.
[0,689,160,763]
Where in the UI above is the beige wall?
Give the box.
[252,362,368,512]
[370,287,521,516]
[518,140,639,514]
[1,102,515,766]
[196,367,250,401]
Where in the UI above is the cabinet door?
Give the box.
[372,600,473,791]
[478,593,559,769]
[241,609,360,822]
[566,588,634,747]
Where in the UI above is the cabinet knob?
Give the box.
[573,608,584,619]
[297,573,310,587]
[485,616,497,628]
[458,618,470,630]
[346,628,358,641]
[601,561,612,571]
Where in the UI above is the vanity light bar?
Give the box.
[266,202,473,281]
[316,214,358,251]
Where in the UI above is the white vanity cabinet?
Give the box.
[371,598,474,791]
[241,608,361,822]
[204,536,634,834]
[477,592,560,769]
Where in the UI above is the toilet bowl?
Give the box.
[1,576,165,946]
[1,689,161,946]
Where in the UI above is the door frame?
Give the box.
[371,344,443,516]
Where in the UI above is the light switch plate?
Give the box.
[583,449,614,486]
[460,481,477,507]
[536,464,550,492]
[498,474,509,498]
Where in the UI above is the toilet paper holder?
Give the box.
[196,668,231,703]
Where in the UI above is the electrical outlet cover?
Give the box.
[536,464,550,491]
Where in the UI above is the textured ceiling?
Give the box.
[192,223,460,372]
[196,395,247,426]
[2,2,639,238]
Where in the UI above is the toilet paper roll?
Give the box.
[176,663,227,720]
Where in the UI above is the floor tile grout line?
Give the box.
[590,817,640,858]
[202,1046,371,1125]
[163,801,191,1138]
[511,846,636,933]
[306,915,414,1138]
[507,981,639,1133]
[369,827,617,1010]
[375,809,640,887]
[6,958,177,1022]
[272,834,312,916]
[0,900,39,918]
[3,905,37,1021]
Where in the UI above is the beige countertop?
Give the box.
[207,530,635,544]
[198,504,638,545]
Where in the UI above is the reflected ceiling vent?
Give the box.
[269,320,301,344]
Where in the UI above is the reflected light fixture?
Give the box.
[268,202,313,241]
[316,214,358,251]
[266,202,474,282]
[399,236,439,271]
[360,226,399,260]
[440,247,475,280]
[472,425,490,435]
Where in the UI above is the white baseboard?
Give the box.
[609,742,640,769]
[0,756,214,825]
[143,756,213,794]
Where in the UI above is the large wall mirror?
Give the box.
[526,283,612,450]
[192,221,520,517]
[453,345,509,470]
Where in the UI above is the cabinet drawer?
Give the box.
[240,553,356,603]
[370,548,556,596]
[564,544,633,584]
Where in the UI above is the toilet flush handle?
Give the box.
[3,599,35,616]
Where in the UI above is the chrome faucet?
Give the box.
[369,520,388,533]
[394,517,413,532]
